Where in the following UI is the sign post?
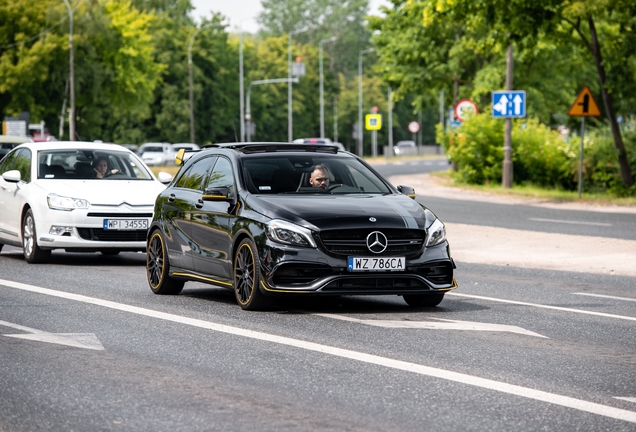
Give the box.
[365,112,382,158]
[492,90,527,188]
[568,86,601,198]
[408,121,420,145]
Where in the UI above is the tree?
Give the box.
[258,0,372,76]
[416,0,635,186]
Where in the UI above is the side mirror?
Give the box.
[2,170,21,183]
[157,172,173,184]
[397,185,416,200]
[202,186,231,201]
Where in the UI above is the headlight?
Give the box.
[426,218,446,247]
[47,193,90,211]
[267,219,316,248]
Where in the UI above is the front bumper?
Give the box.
[35,206,154,252]
[259,240,457,296]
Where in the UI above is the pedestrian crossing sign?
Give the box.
[365,114,382,130]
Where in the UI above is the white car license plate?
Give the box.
[347,257,405,272]
[104,219,149,230]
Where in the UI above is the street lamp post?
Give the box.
[188,23,212,144]
[357,48,374,156]
[239,28,245,142]
[319,36,336,139]
[246,77,299,141]
[288,27,308,142]
[62,0,75,141]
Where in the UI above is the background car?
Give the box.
[138,142,174,166]
[0,135,33,160]
[146,143,456,311]
[171,143,200,153]
[293,137,346,151]
[393,140,417,156]
[0,141,172,263]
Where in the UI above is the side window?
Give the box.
[0,149,19,174]
[206,157,235,195]
[176,157,216,191]
[15,149,32,182]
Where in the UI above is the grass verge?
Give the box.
[430,170,636,207]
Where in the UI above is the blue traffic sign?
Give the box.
[492,91,526,118]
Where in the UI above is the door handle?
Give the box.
[195,199,204,208]
[168,193,176,202]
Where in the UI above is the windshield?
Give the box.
[37,149,154,180]
[241,153,392,195]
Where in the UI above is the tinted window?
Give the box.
[206,157,234,196]
[241,154,391,195]
[176,157,216,191]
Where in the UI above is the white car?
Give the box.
[0,141,172,263]
[138,142,174,166]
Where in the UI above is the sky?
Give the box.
[190,0,391,33]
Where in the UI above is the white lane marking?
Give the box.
[616,397,636,404]
[0,319,104,350]
[528,217,612,227]
[447,293,636,322]
[316,314,547,338]
[574,293,636,302]
[1,278,635,424]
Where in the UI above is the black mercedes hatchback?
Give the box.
[146,143,457,310]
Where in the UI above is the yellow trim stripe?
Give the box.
[261,280,309,294]
[172,272,232,286]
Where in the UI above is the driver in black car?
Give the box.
[309,164,330,192]
[92,157,118,178]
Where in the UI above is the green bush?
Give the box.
[583,128,636,196]
[439,113,572,188]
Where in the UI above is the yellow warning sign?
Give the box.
[365,114,382,130]
[568,86,601,117]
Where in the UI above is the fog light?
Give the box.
[49,226,73,235]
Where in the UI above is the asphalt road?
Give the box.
[1,158,635,431]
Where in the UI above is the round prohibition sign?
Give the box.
[408,121,420,133]
[454,99,478,122]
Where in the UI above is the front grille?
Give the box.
[319,228,424,256]
[322,276,428,292]
[87,213,153,218]
[77,228,147,242]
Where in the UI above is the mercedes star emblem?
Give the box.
[366,231,388,254]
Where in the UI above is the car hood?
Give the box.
[37,180,165,206]
[248,194,433,231]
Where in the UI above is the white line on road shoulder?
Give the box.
[1,278,635,424]
[616,397,636,404]
[447,293,636,322]
[528,217,612,227]
[574,293,636,302]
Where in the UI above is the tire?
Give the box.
[101,250,121,256]
[0,244,3,253]
[146,230,184,295]
[22,209,51,264]
[403,292,445,308]
[234,237,270,311]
